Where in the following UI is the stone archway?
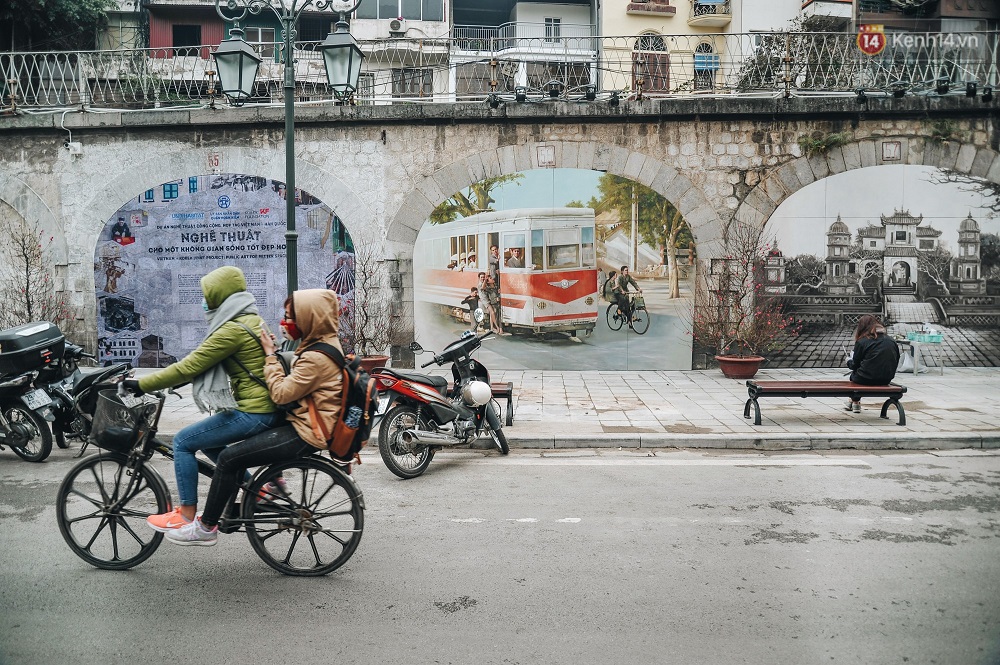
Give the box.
[386,140,725,259]
[734,136,1000,230]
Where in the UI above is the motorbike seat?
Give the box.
[72,364,129,393]
[377,368,449,393]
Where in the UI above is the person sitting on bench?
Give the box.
[845,314,900,413]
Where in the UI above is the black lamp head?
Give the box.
[546,79,564,98]
[936,78,950,95]
[855,88,867,104]
[514,86,527,103]
[966,81,977,97]
[891,80,907,98]
[984,86,994,103]
[584,85,597,101]
[488,93,500,109]
[609,91,620,108]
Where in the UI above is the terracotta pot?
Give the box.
[714,355,765,380]
[358,355,390,373]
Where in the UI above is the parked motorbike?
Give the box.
[33,341,131,453]
[0,321,65,462]
[373,314,509,479]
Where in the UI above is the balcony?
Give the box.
[687,0,731,28]
[626,0,676,17]
[452,22,597,56]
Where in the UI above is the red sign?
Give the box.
[857,24,886,56]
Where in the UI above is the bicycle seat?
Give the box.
[376,368,448,393]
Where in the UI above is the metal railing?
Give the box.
[1,31,996,111]
[691,0,732,18]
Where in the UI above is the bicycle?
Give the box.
[55,388,364,576]
[605,293,650,335]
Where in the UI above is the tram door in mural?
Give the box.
[413,168,696,371]
[94,174,355,367]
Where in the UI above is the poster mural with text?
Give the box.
[95,174,354,367]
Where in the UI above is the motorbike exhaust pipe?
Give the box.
[400,429,463,446]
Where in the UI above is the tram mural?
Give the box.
[413,168,696,371]
[94,173,355,367]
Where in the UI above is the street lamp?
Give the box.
[212,0,365,294]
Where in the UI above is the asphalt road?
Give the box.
[2,446,999,665]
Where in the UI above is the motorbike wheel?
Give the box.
[55,428,71,449]
[606,304,623,331]
[486,402,509,455]
[5,404,53,462]
[378,405,434,479]
[56,453,170,570]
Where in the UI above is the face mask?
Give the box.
[279,318,302,341]
[202,298,210,312]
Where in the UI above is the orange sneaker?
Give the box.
[146,507,192,533]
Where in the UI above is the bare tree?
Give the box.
[927,170,1000,215]
[346,230,406,358]
[918,246,953,294]
[850,239,884,293]
[0,214,73,330]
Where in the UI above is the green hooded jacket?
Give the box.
[137,267,277,414]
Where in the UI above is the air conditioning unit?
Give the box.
[388,18,406,36]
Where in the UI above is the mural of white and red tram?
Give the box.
[415,208,599,336]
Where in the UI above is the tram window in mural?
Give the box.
[763,165,1000,368]
[95,174,354,367]
[414,168,695,371]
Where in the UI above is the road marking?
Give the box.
[508,518,538,523]
[440,456,870,468]
[450,518,486,523]
[557,518,581,523]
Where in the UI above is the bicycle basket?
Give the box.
[632,295,645,309]
[89,389,149,452]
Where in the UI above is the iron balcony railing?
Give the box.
[1,31,997,110]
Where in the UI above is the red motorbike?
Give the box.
[373,326,509,479]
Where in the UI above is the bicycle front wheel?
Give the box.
[242,456,364,577]
[56,453,170,570]
[630,308,650,335]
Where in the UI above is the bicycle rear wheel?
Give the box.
[56,453,170,570]
[630,308,650,335]
[242,456,364,576]
[606,304,623,331]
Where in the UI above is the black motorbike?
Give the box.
[374,322,508,479]
[0,321,66,462]
[33,341,131,453]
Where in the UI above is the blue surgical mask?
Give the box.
[202,298,209,312]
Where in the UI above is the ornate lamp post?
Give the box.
[212,0,364,293]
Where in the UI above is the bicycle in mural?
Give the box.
[606,293,650,335]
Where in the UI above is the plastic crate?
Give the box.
[906,332,943,343]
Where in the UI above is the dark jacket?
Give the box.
[848,333,900,385]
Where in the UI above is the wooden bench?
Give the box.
[447,381,515,426]
[744,380,907,426]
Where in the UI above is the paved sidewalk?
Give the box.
[138,366,1000,451]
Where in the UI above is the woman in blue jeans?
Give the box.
[122,266,283,531]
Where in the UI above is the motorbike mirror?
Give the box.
[474,307,485,323]
[408,341,424,353]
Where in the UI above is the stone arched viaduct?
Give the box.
[1,97,997,363]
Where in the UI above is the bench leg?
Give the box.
[744,397,761,425]
[506,393,514,427]
[880,398,906,426]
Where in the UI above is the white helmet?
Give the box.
[461,380,492,406]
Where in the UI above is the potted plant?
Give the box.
[345,232,404,372]
[689,222,800,379]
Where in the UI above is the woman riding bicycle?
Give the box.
[164,289,345,546]
[122,266,284,532]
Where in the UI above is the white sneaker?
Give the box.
[852,402,861,413]
[165,517,218,547]
[844,399,855,411]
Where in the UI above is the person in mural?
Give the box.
[616,266,643,322]
[845,314,900,413]
[462,286,481,332]
[110,216,132,242]
[506,247,524,268]
[165,289,346,546]
[481,274,505,335]
[489,245,501,283]
[121,266,284,532]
